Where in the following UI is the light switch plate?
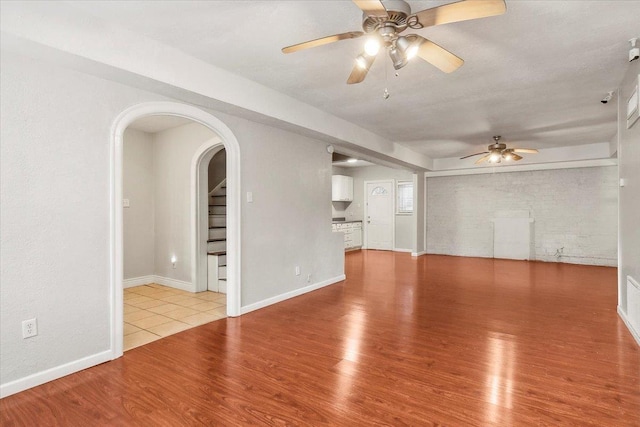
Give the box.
[247,192,253,203]
[123,199,130,208]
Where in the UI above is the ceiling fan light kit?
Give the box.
[282,0,507,84]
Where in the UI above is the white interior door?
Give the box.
[365,181,394,250]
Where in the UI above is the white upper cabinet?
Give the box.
[332,175,353,201]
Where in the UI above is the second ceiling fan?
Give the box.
[282,0,507,84]
[460,136,539,164]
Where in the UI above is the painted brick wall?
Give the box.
[426,166,618,266]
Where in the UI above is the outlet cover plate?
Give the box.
[22,318,38,338]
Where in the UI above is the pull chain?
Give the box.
[383,57,390,99]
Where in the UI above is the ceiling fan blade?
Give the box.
[347,54,376,84]
[511,153,523,161]
[460,151,489,159]
[282,31,364,54]
[352,0,388,18]
[414,0,506,29]
[475,154,491,164]
[413,36,464,73]
[513,148,538,154]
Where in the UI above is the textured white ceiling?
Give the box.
[66,0,640,159]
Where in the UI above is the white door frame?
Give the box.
[363,179,395,250]
[110,101,241,359]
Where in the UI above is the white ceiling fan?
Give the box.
[460,136,539,164]
[282,0,507,84]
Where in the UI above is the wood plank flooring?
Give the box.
[2,251,639,426]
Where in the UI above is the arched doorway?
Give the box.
[110,102,241,358]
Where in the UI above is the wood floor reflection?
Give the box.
[2,251,639,426]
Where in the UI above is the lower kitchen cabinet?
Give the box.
[331,221,362,250]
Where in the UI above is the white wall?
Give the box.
[208,149,226,191]
[0,51,344,392]
[123,129,155,279]
[152,123,217,283]
[123,123,218,284]
[1,51,158,390]
[413,172,426,255]
[333,165,416,251]
[617,59,640,340]
[228,116,344,307]
[426,166,618,266]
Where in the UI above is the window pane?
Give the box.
[371,186,388,195]
[397,182,413,213]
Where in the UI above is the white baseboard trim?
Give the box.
[123,275,155,288]
[618,306,640,347]
[240,274,346,315]
[394,248,412,253]
[153,275,195,293]
[123,275,195,292]
[0,350,112,399]
[411,251,427,257]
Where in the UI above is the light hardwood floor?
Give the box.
[1,251,638,426]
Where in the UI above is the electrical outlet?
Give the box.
[22,318,38,339]
[295,266,300,276]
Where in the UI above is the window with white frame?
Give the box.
[397,181,413,214]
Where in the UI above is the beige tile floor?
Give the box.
[124,284,226,351]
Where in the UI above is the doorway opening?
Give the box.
[206,148,228,293]
[121,117,228,351]
[111,102,241,358]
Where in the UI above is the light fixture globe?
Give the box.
[389,46,407,70]
[503,149,514,161]
[364,38,381,56]
[396,36,419,60]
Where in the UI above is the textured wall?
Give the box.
[208,149,226,192]
[0,52,163,387]
[427,167,618,266]
[0,51,344,388]
[152,123,217,283]
[123,129,155,279]
[224,115,344,306]
[617,60,640,316]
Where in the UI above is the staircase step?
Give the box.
[207,240,226,252]
[207,250,226,256]
[212,188,226,196]
[208,215,226,227]
[218,278,227,294]
[208,227,226,240]
[219,266,227,280]
[208,195,226,206]
[208,205,226,215]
